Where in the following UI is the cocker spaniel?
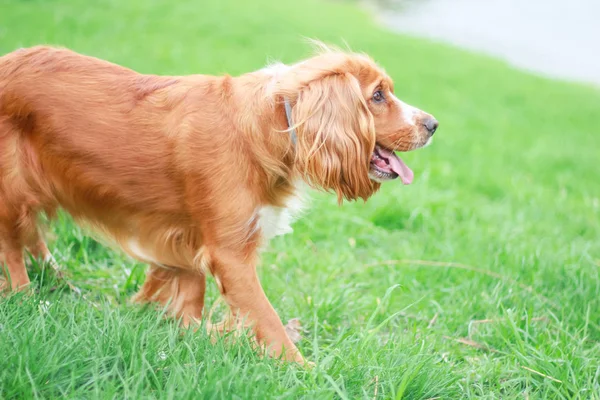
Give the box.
[0,44,438,365]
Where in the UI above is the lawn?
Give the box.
[1,0,599,398]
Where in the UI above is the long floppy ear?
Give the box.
[291,72,379,202]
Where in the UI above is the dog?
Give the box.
[0,44,438,365]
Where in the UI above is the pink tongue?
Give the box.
[378,147,414,185]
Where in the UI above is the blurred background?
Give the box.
[370,0,600,86]
[0,0,598,398]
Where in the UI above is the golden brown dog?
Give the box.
[0,44,437,364]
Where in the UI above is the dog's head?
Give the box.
[275,45,438,202]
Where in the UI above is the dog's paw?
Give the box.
[0,279,34,296]
[284,317,305,344]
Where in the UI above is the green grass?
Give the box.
[1,0,599,398]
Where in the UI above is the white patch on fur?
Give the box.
[128,238,162,265]
[261,62,290,75]
[393,94,422,126]
[261,62,291,95]
[193,246,211,275]
[43,253,58,266]
[256,181,307,243]
[214,274,224,293]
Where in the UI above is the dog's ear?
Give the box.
[291,72,379,202]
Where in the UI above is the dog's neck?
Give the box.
[228,68,301,207]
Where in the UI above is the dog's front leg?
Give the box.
[184,176,304,364]
[210,248,305,365]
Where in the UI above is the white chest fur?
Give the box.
[255,66,305,242]
[256,182,306,242]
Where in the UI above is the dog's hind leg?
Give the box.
[0,246,28,291]
[21,214,82,294]
[132,265,206,327]
[0,211,29,291]
[25,231,54,265]
[0,119,38,291]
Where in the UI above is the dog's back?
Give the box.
[0,47,202,285]
[0,46,190,216]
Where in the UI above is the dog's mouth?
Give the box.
[369,144,414,185]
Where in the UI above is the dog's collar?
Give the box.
[283,98,297,146]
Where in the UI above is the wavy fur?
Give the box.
[0,43,436,365]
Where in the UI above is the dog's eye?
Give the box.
[372,90,385,103]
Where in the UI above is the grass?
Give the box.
[1,0,599,398]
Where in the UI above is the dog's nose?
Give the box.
[424,117,439,135]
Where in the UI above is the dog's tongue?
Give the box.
[378,147,414,185]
